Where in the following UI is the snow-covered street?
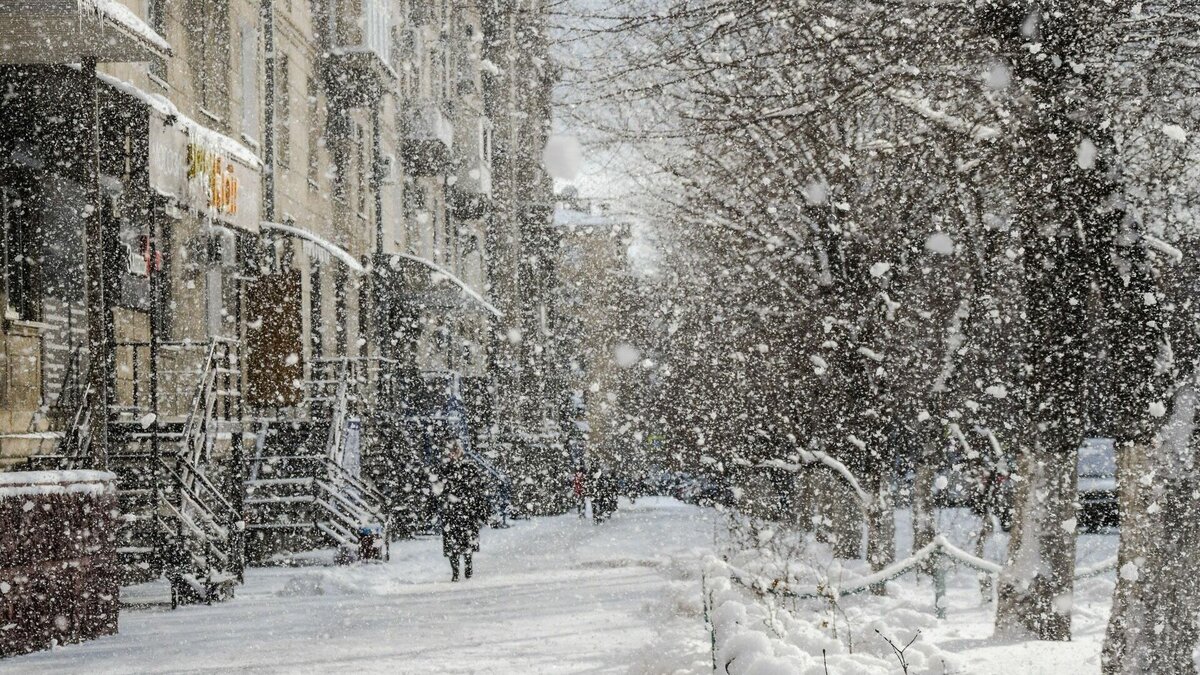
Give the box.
[4,498,717,674]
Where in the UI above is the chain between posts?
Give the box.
[718,538,1117,619]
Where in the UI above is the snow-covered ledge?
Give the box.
[0,0,170,65]
[84,0,171,56]
[96,71,261,169]
[0,470,116,498]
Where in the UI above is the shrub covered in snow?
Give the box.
[704,557,958,674]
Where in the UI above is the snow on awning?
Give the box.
[96,71,263,232]
[0,0,171,65]
[97,72,261,169]
[261,222,366,275]
[386,253,503,319]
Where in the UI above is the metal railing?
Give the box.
[303,357,393,546]
[113,340,229,420]
[168,337,244,597]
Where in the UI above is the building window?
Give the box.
[240,23,259,143]
[0,187,40,322]
[404,179,425,254]
[441,48,451,103]
[363,0,391,64]
[147,0,167,83]
[309,263,323,361]
[356,125,367,215]
[277,54,291,169]
[190,0,231,121]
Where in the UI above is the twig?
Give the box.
[876,629,920,674]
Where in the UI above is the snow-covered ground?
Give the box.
[4,500,1125,674]
[5,497,718,674]
[708,508,1119,674]
[916,509,1118,674]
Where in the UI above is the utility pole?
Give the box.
[83,57,112,467]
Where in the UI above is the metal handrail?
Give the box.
[165,454,238,518]
[56,379,94,466]
[311,355,402,365]
[321,359,352,466]
[319,457,388,521]
[179,340,220,468]
[166,338,245,589]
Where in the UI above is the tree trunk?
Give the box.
[866,477,895,595]
[994,436,1078,640]
[912,424,940,574]
[815,471,863,559]
[1103,385,1200,674]
[912,462,937,572]
[975,510,995,603]
[986,2,1127,641]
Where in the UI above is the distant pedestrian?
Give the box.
[438,441,489,581]
[573,469,586,518]
[592,466,619,523]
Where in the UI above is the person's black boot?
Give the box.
[464,555,473,580]
[450,556,460,582]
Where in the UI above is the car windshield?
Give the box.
[1078,439,1116,477]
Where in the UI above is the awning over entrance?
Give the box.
[261,222,366,274]
[382,253,503,319]
[0,0,171,64]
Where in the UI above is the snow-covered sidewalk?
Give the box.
[6,497,717,674]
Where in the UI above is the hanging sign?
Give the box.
[148,111,261,233]
[186,143,240,216]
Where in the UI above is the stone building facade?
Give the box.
[0,0,565,514]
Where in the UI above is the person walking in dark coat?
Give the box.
[439,441,489,581]
[592,466,619,523]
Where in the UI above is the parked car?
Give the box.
[1078,437,1118,531]
[674,476,733,507]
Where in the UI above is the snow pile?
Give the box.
[0,470,116,498]
[627,578,713,674]
[704,557,958,674]
[275,564,400,597]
